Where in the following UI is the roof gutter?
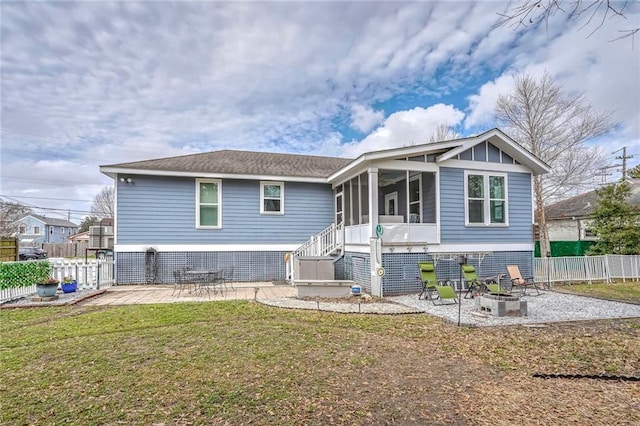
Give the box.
[99,166,330,184]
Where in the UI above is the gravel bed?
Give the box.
[259,298,420,314]
[390,291,640,326]
[261,291,640,326]
[1,289,104,308]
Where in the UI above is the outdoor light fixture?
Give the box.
[119,177,133,184]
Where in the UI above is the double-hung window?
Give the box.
[196,179,222,228]
[260,181,284,214]
[465,171,508,226]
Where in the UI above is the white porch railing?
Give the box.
[344,223,438,245]
[286,223,342,283]
[293,223,341,258]
[534,255,640,284]
[0,259,115,304]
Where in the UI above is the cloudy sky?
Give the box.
[1,1,639,224]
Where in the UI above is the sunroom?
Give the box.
[330,152,442,248]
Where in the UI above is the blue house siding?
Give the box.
[439,167,533,243]
[117,176,335,244]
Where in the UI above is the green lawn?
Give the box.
[1,301,639,425]
[555,280,640,304]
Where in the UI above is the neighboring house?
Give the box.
[16,214,78,245]
[100,128,550,295]
[545,179,640,242]
[69,231,90,244]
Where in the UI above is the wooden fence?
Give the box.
[1,237,18,262]
[42,243,89,258]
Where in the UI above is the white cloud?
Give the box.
[342,104,465,158]
[350,104,385,133]
[1,1,638,215]
[464,73,516,129]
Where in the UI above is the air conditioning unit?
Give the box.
[89,226,114,248]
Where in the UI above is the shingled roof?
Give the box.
[545,180,640,220]
[102,150,353,179]
[26,213,78,228]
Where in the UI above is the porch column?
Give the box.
[368,168,383,297]
[368,167,379,236]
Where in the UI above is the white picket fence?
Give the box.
[534,255,640,284]
[49,258,115,289]
[0,258,114,303]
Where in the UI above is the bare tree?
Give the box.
[0,201,32,236]
[428,124,460,143]
[495,0,639,45]
[495,72,613,257]
[91,186,115,219]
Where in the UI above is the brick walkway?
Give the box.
[82,282,296,306]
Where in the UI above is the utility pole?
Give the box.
[596,164,618,185]
[613,147,634,181]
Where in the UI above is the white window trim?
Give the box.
[464,171,509,227]
[260,181,284,215]
[196,178,222,229]
[60,227,65,234]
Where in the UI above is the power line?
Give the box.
[0,196,108,216]
[0,194,93,202]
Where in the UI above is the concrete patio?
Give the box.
[82,282,296,306]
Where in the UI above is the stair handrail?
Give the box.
[287,222,342,283]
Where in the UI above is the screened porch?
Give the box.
[335,169,439,245]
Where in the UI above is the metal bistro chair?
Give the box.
[222,266,235,291]
[172,269,192,296]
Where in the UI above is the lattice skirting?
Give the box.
[380,251,534,296]
[335,252,371,293]
[115,251,289,284]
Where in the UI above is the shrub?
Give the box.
[0,261,50,290]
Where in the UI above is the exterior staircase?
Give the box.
[286,222,342,283]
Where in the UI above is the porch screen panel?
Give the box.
[359,172,369,223]
[335,189,343,225]
[344,182,352,225]
[351,177,360,225]
[409,174,421,222]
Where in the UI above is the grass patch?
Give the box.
[554,280,640,304]
[1,301,639,424]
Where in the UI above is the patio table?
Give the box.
[184,269,224,297]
